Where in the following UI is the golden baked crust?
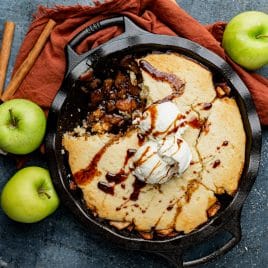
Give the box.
[63,130,218,233]
[63,52,246,235]
[139,53,216,116]
[197,97,246,195]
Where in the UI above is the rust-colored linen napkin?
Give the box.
[11,0,268,125]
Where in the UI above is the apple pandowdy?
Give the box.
[63,52,246,239]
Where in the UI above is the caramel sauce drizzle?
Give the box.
[139,60,185,94]
[146,160,162,181]
[154,93,179,104]
[153,114,186,138]
[222,140,229,146]
[187,117,203,129]
[132,146,152,168]
[177,138,183,149]
[202,102,212,110]
[213,159,221,168]
[137,133,145,146]
[74,136,119,185]
[97,182,114,195]
[97,145,138,195]
[123,149,137,167]
[106,169,128,184]
[142,105,157,137]
[130,176,146,201]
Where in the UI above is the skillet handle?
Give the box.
[156,210,242,267]
[66,16,148,67]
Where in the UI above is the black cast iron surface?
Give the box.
[0,1,267,267]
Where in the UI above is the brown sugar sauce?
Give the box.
[130,177,146,201]
[139,60,184,94]
[74,136,119,185]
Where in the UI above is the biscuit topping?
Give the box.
[139,60,185,93]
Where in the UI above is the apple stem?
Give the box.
[256,34,268,39]
[38,190,51,199]
[9,109,17,127]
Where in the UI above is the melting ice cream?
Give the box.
[132,101,192,184]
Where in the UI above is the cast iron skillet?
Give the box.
[45,16,262,267]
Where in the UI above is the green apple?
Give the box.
[0,99,46,154]
[222,11,268,70]
[1,167,59,223]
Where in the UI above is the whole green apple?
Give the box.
[1,167,59,223]
[222,11,268,70]
[0,99,46,154]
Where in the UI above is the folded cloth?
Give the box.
[11,0,268,125]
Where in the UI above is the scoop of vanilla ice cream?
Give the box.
[158,136,192,174]
[139,101,187,139]
[132,101,192,184]
[132,141,178,184]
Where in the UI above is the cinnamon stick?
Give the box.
[1,19,56,102]
[0,21,15,97]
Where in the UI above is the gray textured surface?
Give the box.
[0,1,267,267]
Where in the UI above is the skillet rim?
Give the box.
[45,33,262,250]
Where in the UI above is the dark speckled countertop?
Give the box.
[0,1,267,267]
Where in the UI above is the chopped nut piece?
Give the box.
[139,231,153,240]
[217,187,225,194]
[157,230,178,237]
[222,85,231,95]
[215,83,231,98]
[109,221,131,230]
[215,86,226,98]
[116,98,137,112]
[166,232,178,237]
[207,202,221,217]
[156,228,174,236]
